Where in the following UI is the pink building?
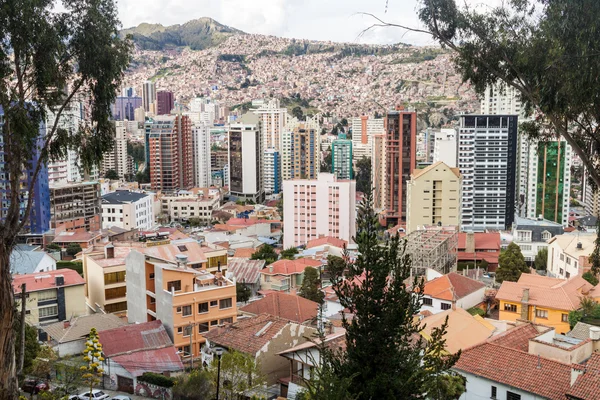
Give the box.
[283,173,356,248]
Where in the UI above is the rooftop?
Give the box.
[547,233,596,257]
[102,190,150,204]
[411,161,461,180]
[423,272,486,301]
[10,249,52,275]
[227,258,265,284]
[42,314,127,344]
[306,236,348,249]
[514,215,564,228]
[457,232,501,250]
[12,269,84,293]
[262,258,322,275]
[240,292,318,324]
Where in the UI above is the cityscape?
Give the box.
[2,1,600,400]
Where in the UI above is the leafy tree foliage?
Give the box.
[236,282,251,303]
[66,243,83,257]
[31,346,58,379]
[280,247,299,260]
[496,243,529,283]
[207,350,266,399]
[0,0,131,394]
[104,169,119,180]
[534,248,548,271]
[355,156,372,193]
[298,267,325,304]
[127,141,145,165]
[583,271,599,286]
[13,317,40,374]
[320,150,332,173]
[46,243,61,252]
[250,245,278,265]
[172,370,214,400]
[136,168,151,184]
[325,255,346,281]
[325,192,461,399]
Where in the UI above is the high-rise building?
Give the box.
[263,149,281,196]
[147,115,193,191]
[406,162,462,233]
[458,115,518,231]
[156,90,175,115]
[525,141,571,225]
[283,173,356,248]
[111,96,142,121]
[102,121,130,178]
[122,87,136,97]
[192,123,212,188]
[480,84,522,115]
[0,107,51,234]
[255,99,288,151]
[228,116,263,203]
[142,81,156,113]
[50,181,102,232]
[350,116,385,162]
[281,117,320,181]
[384,108,417,227]
[432,128,458,168]
[583,172,600,218]
[372,133,387,211]
[331,133,353,179]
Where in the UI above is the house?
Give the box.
[201,314,317,387]
[226,258,265,296]
[420,272,486,314]
[457,232,501,271]
[322,285,344,318]
[240,292,319,324]
[305,237,348,256]
[13,269,86,326]
[260,258,322,293]
[547,233,595,279]
[512,215,564,263]
[101,190,154,231]
[100,320,184,394]
[496,274,598,334]
[41,313,126,357]
[419,307,496,354]
[572,215,598,233]
[51,230,102,249]
[10,247,56,275]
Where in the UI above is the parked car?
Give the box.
[21,379,50,394]
[78,389,110,400]
[112,396,131,400]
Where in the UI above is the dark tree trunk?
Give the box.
[0,243,17,399]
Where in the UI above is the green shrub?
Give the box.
[137,372,175,388]
[56,261,83,276]
[467,307,485,317]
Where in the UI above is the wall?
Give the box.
[64,285,87,320]
[456,287,486,310]
[421,295,453,315]
[126,250,149,324]
[55,339,85,358]
[458,372,539,400]
[499,300,571,334]
[528,339,593,365]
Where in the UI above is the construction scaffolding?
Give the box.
[403,227,458,276]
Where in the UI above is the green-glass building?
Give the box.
[331,133,353,179]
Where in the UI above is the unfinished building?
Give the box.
[50,181,102,232]
[403,226,458,276]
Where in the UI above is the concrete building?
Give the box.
[101,190,154,230]
[371,133,386,211]
[228,116,264,203]
[480,83,522,115]
[263,149,281,196]
[403,227,458,275]
[142,80,156,112]
[406,162,462,233]
[331,133,353,179]
[147,115,194,191]
[384,108,417,226]
[547,233,595,279]
[512,216,564,263]
[432,128,457,167]
[283,173,356,249]
[458,115,518,231]
[420,272,486,315]
[192,123,212,188]
[12,269,86,326]
[159,188,221,225]
[156,90,175,115]
[126,250,237,359]
[111,96,142,121]
[50,181,102,232]
[101,121,131,179]
[260,258,322,293]
[350,115,385,162]
[281,117,320,181]
[255,98,288,151]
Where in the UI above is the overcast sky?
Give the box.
[115,0,502,46]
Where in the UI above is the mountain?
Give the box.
[120,18,244,51]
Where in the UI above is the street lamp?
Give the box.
[213,347,224,400]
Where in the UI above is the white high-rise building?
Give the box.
[142,81,156,112]
[480,84,522,116]
[458,115,518,231]
[255,99,288,151]
[350,116,385,162]
[192,123,212,188]
[228,114,263,203]
[263,149,280,197]
[432,128,458,168]
[102,121,130,178]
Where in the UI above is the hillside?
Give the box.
[121,17,244,50]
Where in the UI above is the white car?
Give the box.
[111,396,131,400]
[78,390,110,400]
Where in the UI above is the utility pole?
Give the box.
[17,283,26,376]
[189,324,194,369]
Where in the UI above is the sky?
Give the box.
[115,0,503,46]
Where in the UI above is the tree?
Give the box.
[496,243,529,283]
[250,245,278,265]
[236,282,251,304]
[31,346,58,380]
[46,243,61,252]
[81,328,104,396]
[207,350,266,399]
[280,247,299,260]
[325,255,346,281]
[582,271,599,286]
[135,168,150,184]
[66,244,82,257]
[534,248,548,271]
[292,106,304,121]
[326,192,461,399]
[0,0,130,394]
[320,150,332,173]
[172,370,214,400]
[355,156,372,193]
[13,317,40,375]
[299,267,324,304]
[104,169,119,180]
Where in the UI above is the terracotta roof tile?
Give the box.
[233,247,257,258]
[457,232,501,250]
[487,323,548,352]
[306,237,348,249]
[423,272,485,301]
[42,314,127,344]
[568,353,600,399]
[240,292,318,323]
[261,258,322,275]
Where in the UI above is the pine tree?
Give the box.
[496,243,529,283]
[298,267,324,304]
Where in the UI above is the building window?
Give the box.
[220,317,233,325]
[211,320,219,326]
[491,386,497,399]
[542,231,551,240]
[219,298,232,309]
[183,325,192,337]
[560,268,564,275]
[566,257,571,265]
[422,297,433,306]
[104,301,127,313]
[149,273,155,279]
[507,392,521,400]
[105,286,126,300]
[104,271,126,284]
[39,306,58,318]
[177,327,183,334]
[167,280,181,292]
[440,303,451,310]
[566,272,571,279]
[516,230,532,242]
[562,313,569,322]
[535,309,548,319]
[560,254,564,261]
[198,323,209,333]
[210,300,218,307]
[504,303,517,313]
[182,305,192,317]
[37,290,57,301]
[198,302,209,314]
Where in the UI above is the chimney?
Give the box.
[521,288,530,321]
[577,242,583,250]
[55,275,65,287]
[465,232,475,253]
[176,254,188,268]
[590,326,600,341]
[215,261,223,282]
[105,243,115,259]
[63,321,70,329]
[269,264,273,273]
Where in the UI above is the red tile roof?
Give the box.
[261,258,322,275]
[233,247,257,258]
[567,352,600,399]
[99,320,173,356]
[306,237,348,249]
[240,292,318,323]
[487,323,549,352]
[457,232,501,251]
[12,269,84,293]
[423,272,485,301]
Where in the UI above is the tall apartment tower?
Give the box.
[192,123,212,188]
[111,96,142,121]
[458,115,518,231]
[583,172,600,218]
[432,128,458,168]
[331,133,353,179]
[384,109,417,227]
[372,134,387,211]
[142,80,156,113]
[281,117,320,181]
[228,116,264,203]
[350,116,385,162]
[148,115,193,191]
[480,84,523,115]
[254,99,287,195]
[102,121,130,178]
[156,90,175,115]
[525,141,571,225]
[263,149,281,196]
[283,173,356,248]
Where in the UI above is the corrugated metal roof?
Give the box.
[227,258,265,284]
[100,320,173,357]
